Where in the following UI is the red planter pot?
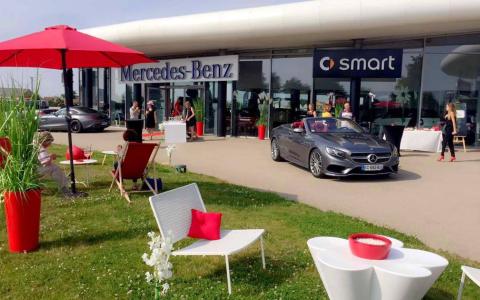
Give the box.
[348,233,392,260]
[257,125,266,140]
[196,121,204,137]
[4,189,42,253]
[0,136,11,167]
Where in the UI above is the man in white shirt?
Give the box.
[129,100,141,119]
[37,132,71,196]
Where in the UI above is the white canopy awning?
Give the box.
[82,0,480,57]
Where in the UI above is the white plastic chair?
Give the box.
[149,183,266,295]
[457,265,480,299]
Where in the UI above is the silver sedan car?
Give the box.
[270,117,399,178]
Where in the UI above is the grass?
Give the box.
[0,144,479,299]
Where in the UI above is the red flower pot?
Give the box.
[196,121,204,137]
[0,136,12,168]
[4,189,42,253]
[348,233,392,260]
[257,125,266,140]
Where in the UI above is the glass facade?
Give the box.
[80,34,480,144]
[271,56,312,127]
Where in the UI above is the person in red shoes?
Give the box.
[438,102,458,162]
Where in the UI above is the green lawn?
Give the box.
[0,145,479,299]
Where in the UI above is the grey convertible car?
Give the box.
[270,117,399,177]
[39,107,110,133]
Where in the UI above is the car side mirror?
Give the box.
[293,127,305,133]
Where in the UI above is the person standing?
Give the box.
[341,103,353,119]
[172,97,183,117]
[438,102,457,162]
[129,100,141,120]
[184,100,197,140]
[145,100,157,137]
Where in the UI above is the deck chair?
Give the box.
[149,183,266,295]
[457,266,480,299]
[110,141,160,203]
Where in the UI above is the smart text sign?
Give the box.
[313,49,403,78]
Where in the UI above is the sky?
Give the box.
[0,0,304,97]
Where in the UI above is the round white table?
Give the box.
[100,150,117,165]
[60,159,98,187]
[307,236,448,300]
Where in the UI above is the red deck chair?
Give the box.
[109,141,160,203]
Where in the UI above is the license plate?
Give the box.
[101,122,108,125]
[362,164,384,171]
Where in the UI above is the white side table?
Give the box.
[307,236,448,300]
[60,159,98,187]
[100,150,117,165]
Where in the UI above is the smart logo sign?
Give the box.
[313,49,403,78]
[120,55,238,83]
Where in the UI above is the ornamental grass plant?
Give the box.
[192,98,204,122]
[0,84,41,193]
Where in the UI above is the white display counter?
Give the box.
[400,130,443,152]
[163,121,186,144]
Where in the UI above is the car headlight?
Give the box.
[326,147,347,159]
[391,145,399,157]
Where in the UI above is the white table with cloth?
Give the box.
[163,121,187,144]
[307,236,448,300]
[400,130,443,152]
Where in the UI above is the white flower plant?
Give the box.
[165,144,176,166]
[142,231,174,299]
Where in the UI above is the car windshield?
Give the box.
[306,118,364,134]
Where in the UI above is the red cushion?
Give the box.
[65,145,86,160]
[187,209,222,240]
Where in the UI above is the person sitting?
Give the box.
[322,103,333,118]
[37,132,72,197]
[115,129,140,190]
[341,103,353,119]
[307,103,317,117]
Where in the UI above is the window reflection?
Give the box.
[422,45,480,144]
[360,51,422,134]
[235,59,270,136]
[271,57,312,126]
[111,69,127,125]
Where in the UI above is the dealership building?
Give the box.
[79,0,480,144]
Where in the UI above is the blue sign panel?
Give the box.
[313,49,403,78]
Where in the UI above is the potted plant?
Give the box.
[256,99,269,140]
[0,94,42,253]
[193,98,204,137]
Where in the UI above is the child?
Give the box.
[114,129,140,190]
[37,132,72,196]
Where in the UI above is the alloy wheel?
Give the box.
[271,139,279,160]
[309,150,323,177]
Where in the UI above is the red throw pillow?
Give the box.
[65,145,86,160]
[187,209,222,240]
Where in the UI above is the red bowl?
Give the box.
[348,233,392,260]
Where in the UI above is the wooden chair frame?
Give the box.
[109,141,160,203]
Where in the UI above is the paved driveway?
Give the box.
[51,129,480,261]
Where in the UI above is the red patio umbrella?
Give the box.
[0,25,155,194]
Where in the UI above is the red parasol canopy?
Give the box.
[0,25,155,195]
[0,25,154,68]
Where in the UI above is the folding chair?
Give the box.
[109,141,160,203]
[149,183,266,295]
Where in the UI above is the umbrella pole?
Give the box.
[61,49,77,194]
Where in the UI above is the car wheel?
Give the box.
[309,149,324,178]
[71,120,82,133]
[271,138,283,161]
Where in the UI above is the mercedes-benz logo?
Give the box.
[367,154,378,163]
